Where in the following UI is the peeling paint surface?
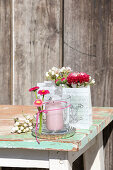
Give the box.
[0,105,113,151]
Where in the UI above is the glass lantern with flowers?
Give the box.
[29,86,74,143]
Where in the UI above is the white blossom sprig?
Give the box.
[46,66,72,80]
[11,115,35,134]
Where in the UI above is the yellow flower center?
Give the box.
[36,101,41,104]
[42,90,45,92]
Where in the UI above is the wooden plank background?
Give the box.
[14,0,62,105]
[0,0,113,169]
[64,0,113,107]
[0,0,11,105]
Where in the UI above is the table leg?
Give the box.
[49,151,72,170]
[83,131,105,170]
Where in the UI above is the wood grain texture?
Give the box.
[64,1,113,169]
[14,0,62,105]
[0,0,11,104]
[64,0,113,107]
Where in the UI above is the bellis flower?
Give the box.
[34,99,43,107]
[29,86,39,92]
[38,90,50,96]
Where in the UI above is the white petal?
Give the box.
[24,123,27,127]
[25,120,29,123]
[56,74,59,77]
[15,122,19,126]
[18,130,21,133]
[26,128,29,131]
[14,126,18,131]
[46,72,49,77]
[29,122,32,126]
[91,79,95,84]
[20,126,24,130]
[51,71,54,75]
[49,69,52,73]
[26,115,30,119]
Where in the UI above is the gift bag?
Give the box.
[62,85,92,129]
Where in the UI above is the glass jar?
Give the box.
[32,97,76,140]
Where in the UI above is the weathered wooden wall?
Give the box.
[64,0,113,170]
[14,0,62,105]
[0,0,113,170]
[0,0,11,105]
[64,0,113,107]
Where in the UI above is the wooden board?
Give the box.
[0,106,113,151]
[1,106,113,170]
[0,0,11,105]
[13,0,62,105]
[64,0,113,107]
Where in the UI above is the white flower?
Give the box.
[46,72,49,77]
[89,76,91,80]
[29,122,32,126]
[14,126,18,131]
[18,130,21,134]
[11,127,17,133]
[20,126,24,130]
[51,71,55,75]
[24,123,27,127]
[66,67,72,71]
[29,126,33,130]
[26,115,31,120]
[26,127,29,131]
[52,67,58,71]
[80,73,85,76]
[49,69,52,73]
[25,120,29,123]
[91,79,95,84]
[23,129,26,133]
[14,122,19,126]
[60,67,65,72]
[56,74,59,77]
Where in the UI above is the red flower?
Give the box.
[67,72,90,85]
[34,99,43,107]
[38,90,50,95]
[78,73,90,83]
[61,77,66,82]
[55,79,59,84]
[67,72,79,84]
[29,86,39,92]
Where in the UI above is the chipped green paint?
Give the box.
[0,107,113,151]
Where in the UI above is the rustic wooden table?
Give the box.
[0,105,113,170]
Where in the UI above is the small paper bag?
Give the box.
[62,86,92,129]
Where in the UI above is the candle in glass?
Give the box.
[46,101,64,131]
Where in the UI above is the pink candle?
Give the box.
[46,101,64,131]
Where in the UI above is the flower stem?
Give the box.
[42,95,44,101]
[39,112,43,134]
[35,91,38,99]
